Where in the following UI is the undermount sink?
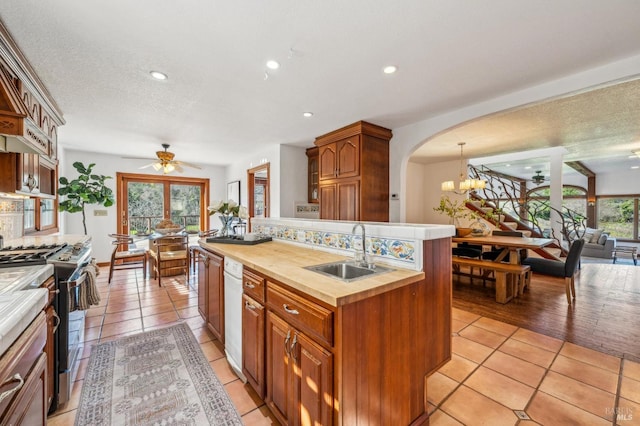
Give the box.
[305,261,393,282]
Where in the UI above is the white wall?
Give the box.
[59,148,226,263]
[226,145,280,217]
[390,53,640,222]
[280,145,308,218]
[597,169,640,195]
[225,144,308,220]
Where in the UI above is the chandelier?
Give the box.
[441,142,486,192]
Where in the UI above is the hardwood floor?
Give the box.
[452,261,640,363]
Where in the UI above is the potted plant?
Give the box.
[433,195,478,237]
[58,162,114,235]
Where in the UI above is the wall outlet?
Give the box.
[93,209,108,216]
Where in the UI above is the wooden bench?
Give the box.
[452,257,531,304]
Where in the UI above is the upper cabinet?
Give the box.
[0,21,65,162]
[305,147,319,203]
[314,121,392,222]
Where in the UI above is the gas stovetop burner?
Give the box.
[0,243,69,268]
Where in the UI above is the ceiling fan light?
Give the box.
[152,163,162,171]
[163,163,175,174]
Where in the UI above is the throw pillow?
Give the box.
[598,233,608,245]
[583,229,595,243]
[591,228,604,244]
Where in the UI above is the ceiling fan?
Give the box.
[126,144,201,174]
[531,170,549,185]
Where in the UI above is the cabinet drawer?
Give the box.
[266,282,333,347]
[243,269,265,303]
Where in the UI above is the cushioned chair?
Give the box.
[522,239,585,304]
[452,242,482,258]
[108,233,148,283]
[149,234,190,287]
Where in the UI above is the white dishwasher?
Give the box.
[223,257,246,382]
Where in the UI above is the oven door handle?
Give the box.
[65,271,88,290]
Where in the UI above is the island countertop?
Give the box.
[199,240,425,307]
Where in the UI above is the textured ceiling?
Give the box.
[411,78,640,177]
[1,1,640,169]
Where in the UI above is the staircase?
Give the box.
[464,193,563,259]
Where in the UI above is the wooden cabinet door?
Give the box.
[318,144,337,181]
[196,249,208,321]
[319,184,336,220]
[20,153,40,193]
[337,180,359,221]
[336,136,360,178]
[266,312,293,425]
[306,148,319,203]
[242,294,265,399]
[206,252,224,343]
[292,332,333,426]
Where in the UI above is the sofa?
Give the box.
[569,228,616,259]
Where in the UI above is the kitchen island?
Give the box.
[197,219,453,426]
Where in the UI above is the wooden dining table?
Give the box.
[452,235,558,264]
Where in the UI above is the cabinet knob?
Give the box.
[245,301,256,310]
[244,282,255,289]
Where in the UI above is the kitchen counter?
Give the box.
[0,264,52,357]
[199,240,425,306]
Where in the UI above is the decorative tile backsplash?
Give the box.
[253,219,423,270]
[0,197,24,240]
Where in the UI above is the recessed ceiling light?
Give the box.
[303,112,313,118]
[150,71,168,80]
[524,166,532,170]
[383,65,397,74]
[632,166,639,169]
[266,60,280,70]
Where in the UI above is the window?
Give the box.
[116,173,209,235]
[597,197,636,240]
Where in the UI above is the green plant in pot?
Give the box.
[433,195,479,237]
[59,162,114,235]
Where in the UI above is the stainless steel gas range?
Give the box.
[0,239,92,411]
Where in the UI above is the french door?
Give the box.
[116,172,210,235]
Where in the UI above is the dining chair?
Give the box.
[149,234,190,287]
[107,233,148,283]
[189,229,218,272]
[522,238,585,304]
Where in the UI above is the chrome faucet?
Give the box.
[352,223,370,267]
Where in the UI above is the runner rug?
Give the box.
[75,322,243,425]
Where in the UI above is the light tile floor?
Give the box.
[47,268,640,425]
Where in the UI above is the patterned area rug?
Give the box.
[75,323,243,425]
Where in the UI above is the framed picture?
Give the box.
[227,180,241,203]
